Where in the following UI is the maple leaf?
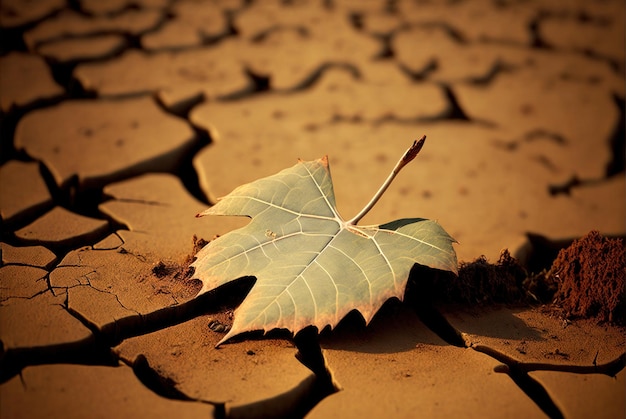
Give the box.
[192,136,457,345]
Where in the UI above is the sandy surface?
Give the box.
[1,0,624,417]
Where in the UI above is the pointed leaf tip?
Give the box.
[216,332,231,347]
[196,207,213,217]
[297,155,328,167]
[402,135,426,165]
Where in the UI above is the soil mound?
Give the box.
[551,231,625,324]
[410,249,527,305]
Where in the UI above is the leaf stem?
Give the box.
[347,135,426,226]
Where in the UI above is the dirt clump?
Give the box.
[411,249,527,305]
[550,231,625,324]
[455,249,527,304]
[149,235,211,297]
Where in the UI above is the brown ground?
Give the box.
[1,0,625,418]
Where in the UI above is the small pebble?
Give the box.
[208,320,231,333]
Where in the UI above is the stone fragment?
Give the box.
[0,364,215,418]
[15,207,109,248]
[24,9,163,49]
[530,369,625,419]
[0,52,63,112]
[0,291,93,352]
[442,307,625,366]
[0,242,57,269]
[308,304,545,417]
[0,265,48,301]
[37,34,127,63]
[15,97,196,190]
[114,315,313,409]
[74,43,248,99]
[100,173,245,260]
[0,0,65,28]
[0,160,53,227]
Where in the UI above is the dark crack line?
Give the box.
[116,247,148,262]
[0,270,50,305]
[214,67,271,101]
[502,364,564,419]
[528,10,553,50]
[121,354,202,402]
[472,345,626,419]
[107,198,171,207]
[250,24,309,43]
[42,272,53,295]
[528,10,624,73]
[18,370,27,390]
[270,326,342,418]
[396,21,468,45]
[539,94,624,196]
[280,61,362,93]
[120,334,335,419]
[605,94,625,177]
[411,303,467,348]
[403,265,587,419]
[59,277,254,349]
[0,307,114,385]
[0,287,50,306]
[117,354,226,417]
[398,59,439,82]
[304,80,497,128]
[463,59,518,86]
[0,262,54,270]
[79,281,143,317]
[215,60,362,100]
[96,231,125,250]
[371,32,395,60]
[473,344,626,376]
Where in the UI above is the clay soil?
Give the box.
[1,1,625,418]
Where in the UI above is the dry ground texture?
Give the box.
[1,0,625,418]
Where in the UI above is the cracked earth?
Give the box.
[1,0,625,418]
